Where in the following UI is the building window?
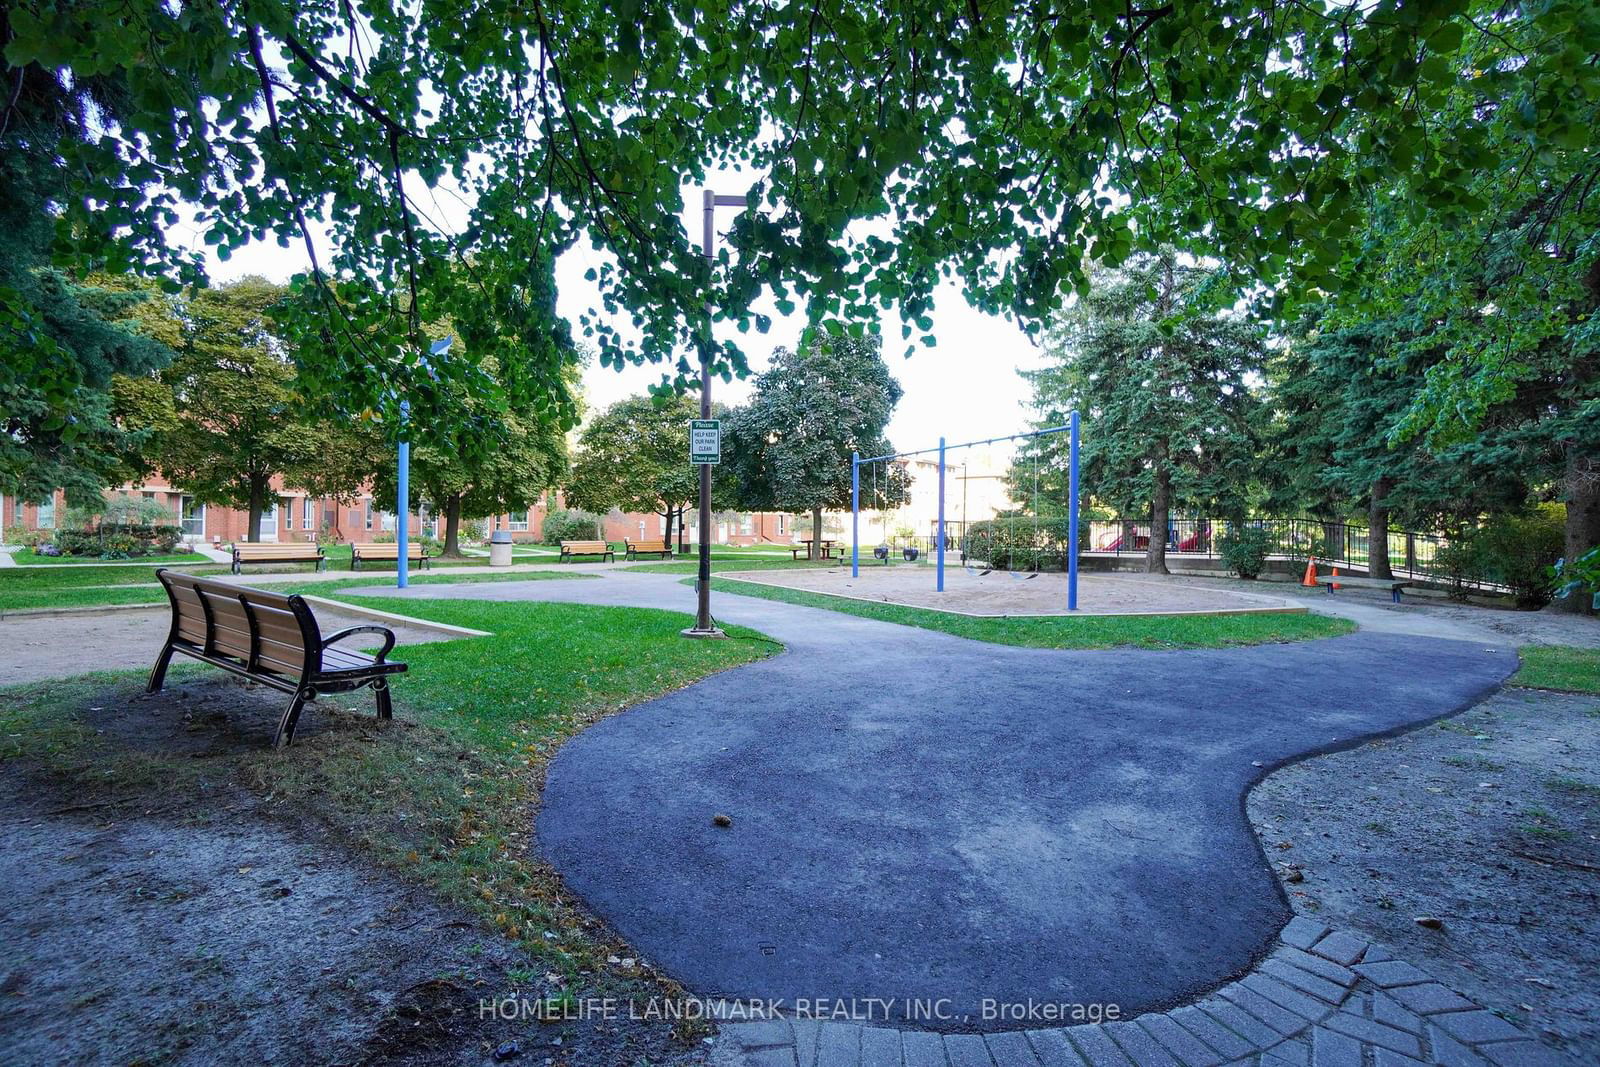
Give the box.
[302,497,315,530]
[363,499,374,531]
[508,510,529,532]
[36,496,56,530]
[740,514,753,535]
[658,513,667,534]
[179,496,204,538]
[380,510,396,532]
[142,491,156,501]
[777,514,786,536]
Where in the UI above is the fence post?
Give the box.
[1405,532,1416,574]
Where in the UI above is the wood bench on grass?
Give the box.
[1315,574,1413,603]
[624,539,673,560]
[148,569,407,747]
[559,540,614,562]
[231,542,326,574]
[350,541,433,571]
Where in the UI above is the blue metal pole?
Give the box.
[851,451,860,578]
[397,400,410,589]
[1068,410,1080,611]
[936,437,946,592]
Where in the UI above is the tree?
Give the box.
[115,278,374,541]
[9,1,1594,431]
[725,332,903,559]
[565,394,710,553]
[1023,251,1265,574]
[371,361,570,558]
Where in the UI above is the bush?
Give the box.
[1218,523,1273,580]
[962,515,1074,571]
[1469,506,1565,608]
[1431,539,1477,602]
[4,524,49,549]
[48,522,181,559]
[542,508,601,544]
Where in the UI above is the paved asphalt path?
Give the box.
[349,572,1517,1032]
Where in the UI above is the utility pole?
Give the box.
[685,189,746,638]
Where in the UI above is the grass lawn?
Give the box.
[0,562,589,612]
[1512,645,1600,694]
[0,595,777,986]
[706,576,1355,649]
[9,548,214,565]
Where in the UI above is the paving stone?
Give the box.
[1372,993,1427,1036]
[1372,1051,1428,1067]
[1362,944,1396,963]
[1386,982,1476,1017]
[1262,1039,1310,1066]
[1139,1012,1225,1066]
[1280,916,1330,951]
[735,1020,797,1050]
[984,1031,1040,1067]
[861,1026,903,1067]
[1193,999,1285,1050]
[1335,991,1370,1018]
[1352,960,1431,989]
[1323,1012,1425,1057]
[1309,1027,1361,1067]
[1026,1030,1089,1067]
[1217,984,1316,1037]
[1172,1004,1261,1058]
[1260,959,1353,1005]
[817,1023,863,1067]
[1424,1024,1493,1067]
[1478,1040,1569,1067]
[1308,932,1369,967]
[791,1020,824,1067]
[745,1049,801,1067]
[1272,947,1360,989]
[1431,1010,1527,1046]
[1105,1021,1182,1067]
[900,1030,948,1067]
[943,1032,994,1067]
[1067,1024,1136,1066]
[1239,973,1340,1022]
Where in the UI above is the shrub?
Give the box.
[1218,523,1273,580]
[47,522,181,558]
[542,508,601,544]
[962,515,1073,571]
[1469,506,1565,608]
[1431,540,1477,601]
[4,524,49,549]
[1552,545,1600,612]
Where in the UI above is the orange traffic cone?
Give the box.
[1332,565,1341,590]
[1302,558,1318,587]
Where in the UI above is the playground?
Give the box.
[721,564,1300,617]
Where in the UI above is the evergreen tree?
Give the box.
[1021,251,1265,574]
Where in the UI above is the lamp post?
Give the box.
[685,189,747,638]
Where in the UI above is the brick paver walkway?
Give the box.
[714,917,1568,1066]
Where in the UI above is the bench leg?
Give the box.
[372,679,393,721]
[146,642,176,694]
[274,687,314,748]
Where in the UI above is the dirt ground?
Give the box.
[723,566,1296,616]
[0,606,458,687]
[0,678,713,1066]
[1249,686,1600,1061]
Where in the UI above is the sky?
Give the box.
[197,183,1050,463]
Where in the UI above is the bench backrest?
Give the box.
[351,542,427,559]
[562,540,611,553]
[157,570,318,679]
[233,543,323,559]
[627,540,668,550]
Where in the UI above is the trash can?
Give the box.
[489,530,513,567]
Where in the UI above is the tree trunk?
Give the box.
[662,507,675,553]
[1368,476,1395,580]
[441,494,464,558]
[246,474,267,543]
[1556,452,1599,615]
[1147,469,1171,574]
[810,507,823,560]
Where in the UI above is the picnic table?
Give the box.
[793,539,837,560]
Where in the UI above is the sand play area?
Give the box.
[722,566,1301,617]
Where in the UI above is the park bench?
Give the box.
[231,542,326,574]
[1315,574,1412,604]
[624,539,672,560]
[148,569,407,748]
[350,541,433,571]
[559,540,614,562]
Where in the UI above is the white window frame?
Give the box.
[380,510,396,533]
[302,496,315,530]
[777,514,786,536]
[508,510,529,532]
[179,495,205,539]
[36,496,56,530]
[363,499,374,531]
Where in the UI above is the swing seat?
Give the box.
[873,544,890,563]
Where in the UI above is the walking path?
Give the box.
[340,571,1565,1065]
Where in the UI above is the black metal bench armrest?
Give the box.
[321,624,398,662]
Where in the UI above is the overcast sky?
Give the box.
[195,181,1049,463]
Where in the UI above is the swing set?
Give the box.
[850,411,1081,611]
